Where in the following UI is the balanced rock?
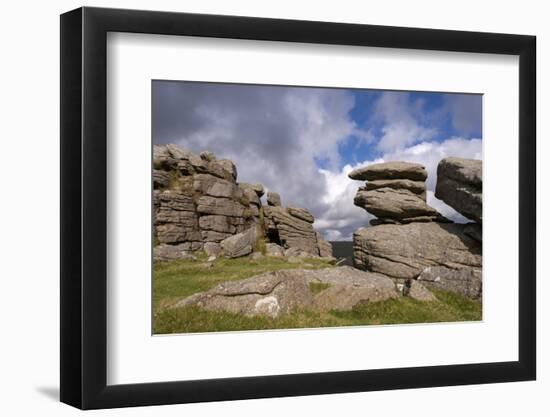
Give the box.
[171,267,399,317]
[366,178,426,201]
[267,191,282,207]
[354,187,443,223]
[435,157,482,223]
[353,222,481,298]
[349,161,428,181]
[349,161,446,224]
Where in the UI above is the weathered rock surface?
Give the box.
[153,170,171,188]
[316,232,333,258]
[193,174,236,198]
[354,187,443,223]
[250,252,264,261]
[267,191,282,207]
[366,179,426,201]
[153,146,258,251]
[349,161,428,181]
[171,267,399,317]
[203,242,222,257]
[435,157,482,223]
[404,279,437,301]
[239,182,265,197]
[353,222,482,298]
[265,243,285,257]
[153,244,198,262]
[418,265,482,300]
[153,144,329,259]
[220,227,257,258]
[198,215,247,236]
[195,195,249,218]
[464,223,482,243]
[238,184,262,207]
[264,206,320,255]
[287,207,315,223]
[217,159,238,180]
[154,191,202,245]
[310,267,400,310]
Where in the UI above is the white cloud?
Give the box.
[373,92,438,152]
[315,165,377,240]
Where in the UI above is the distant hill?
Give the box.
[330,241,353,266]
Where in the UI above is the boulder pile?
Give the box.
[349,161,448,225]
[350,159,483,300]
[153,144,332,261]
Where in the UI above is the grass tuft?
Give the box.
[309,282,331,295]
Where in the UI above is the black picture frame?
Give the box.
[60,6,536,410]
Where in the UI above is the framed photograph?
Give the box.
[60,6,536,409]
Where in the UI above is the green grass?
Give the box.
[153,253,333,311]
[309,282,331,295]
[153,255,482,334]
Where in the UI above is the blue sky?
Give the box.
[333,90,481,167]
[153,81,482,240]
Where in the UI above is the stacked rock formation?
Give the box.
[349,161,448,225]
[350,159,483,300]
[153,144,332,261]
[435,157,482,242]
